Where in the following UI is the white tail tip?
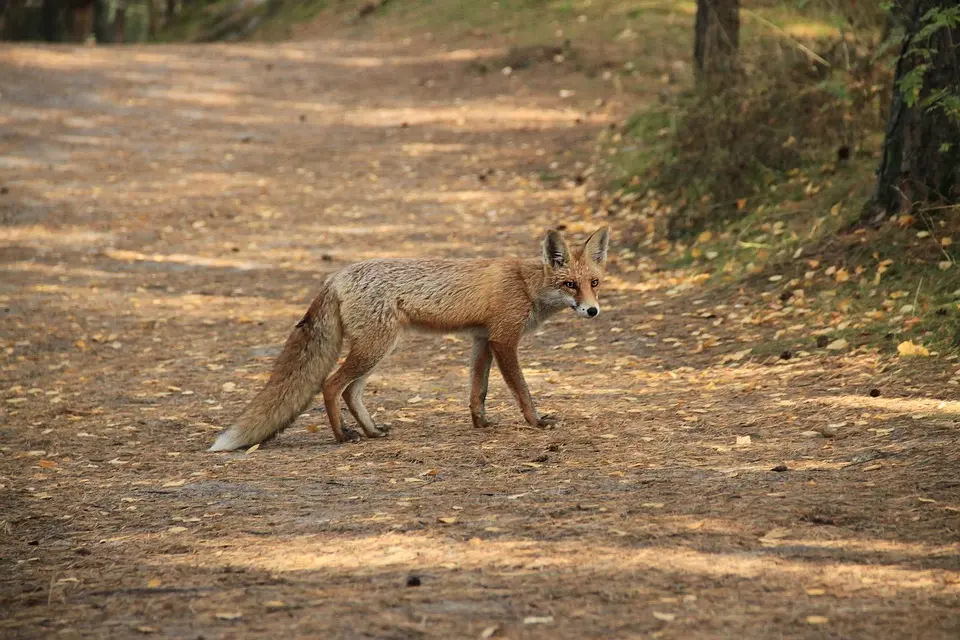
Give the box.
[208,428,245,452]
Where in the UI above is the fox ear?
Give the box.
[584,227,609,265]
[542,230,570,268]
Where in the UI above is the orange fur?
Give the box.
[209,228,609,450]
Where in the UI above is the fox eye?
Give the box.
[563,281,578,290]
[591,279,600,288]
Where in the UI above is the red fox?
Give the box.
[209,227,609,451]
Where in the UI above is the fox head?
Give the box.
[541,227,609,318]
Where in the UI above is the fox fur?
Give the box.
[209,227,609,451]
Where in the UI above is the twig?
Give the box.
[913,276,923,312]
[741,10,832,68]
[918,211,953,262]
[86,586,216,597]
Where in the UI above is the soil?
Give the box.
[1,35,958,639]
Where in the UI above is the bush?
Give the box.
[622,37,894,239]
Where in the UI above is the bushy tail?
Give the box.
[209,285,342,451]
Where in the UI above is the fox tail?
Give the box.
[209,285,342,451]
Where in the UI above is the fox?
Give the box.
[208,227,609,451]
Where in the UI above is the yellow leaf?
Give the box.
[805,587,826,596]
[653,611,677,622]
[826,338,848,351]
[147,578,162,588]
[736,198,747,210]
[697,230,713,244]
[834,268,849,282]
[896,214,915,227]
[438,516,458,524]
[897,341,930,357]
[806,616,830,625]
[245,444,259,454]
[38,460,57,469]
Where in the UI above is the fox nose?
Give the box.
[587,307,599,317]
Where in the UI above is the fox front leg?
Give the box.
[488,339,556,428]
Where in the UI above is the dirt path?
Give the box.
[1,38,958,639]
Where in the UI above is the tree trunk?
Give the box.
[694,0,740,86]
[865,0,960,222]
[42,0,61,41]
[113,2,125,42]
[92,0,109,42]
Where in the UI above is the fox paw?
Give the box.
[472,414,493,429]
[535,414,558,428]
[338,427,362,443]
[366,424,390,438]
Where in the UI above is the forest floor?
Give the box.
[1,32,958,639]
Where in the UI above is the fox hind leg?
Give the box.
[469,336,494,428]
[343,374,389,438]
[323,331,397,443]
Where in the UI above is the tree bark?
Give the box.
[42,0,61,41]
[113,2,125,43]
[865,0,960,222]
[694,0,740,86]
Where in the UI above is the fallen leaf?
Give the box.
[245,444,259,454]
[897,340,930,357]
[805,587,826,596]
[167,526,188,534]
[438,516,458,524]
[760,527,791,543]
[135,626,159,634]
[523,616,554,625]
[736,435,752,446]
[826,338,848,351]
[480,625,500,639]
[407,395,422,404]
[722,348,751,363]
[215,611,243,620]
[653,611,676,622]
[806,616,829,625]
